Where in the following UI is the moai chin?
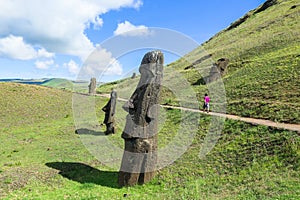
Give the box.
[88,77,97,95]
[118,50,164,187]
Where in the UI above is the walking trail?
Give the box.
[97,93,300,133]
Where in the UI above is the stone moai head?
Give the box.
[110,88,117,98]
[138,50,164,87]
[121,50,164,139]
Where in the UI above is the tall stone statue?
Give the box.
[118,50,164,187]
[131,72,136,79]
[88,77,97,95]
[102,89,117,135]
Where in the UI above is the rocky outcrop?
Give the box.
[184,54,212,70]
[254,0,278,14]
[227,0,278,31]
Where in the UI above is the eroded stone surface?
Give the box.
[207,58,229,83]
[88,77,97,95]
[118,50,164,187]
[102,89,117,135]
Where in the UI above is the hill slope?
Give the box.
[0,82,299,199]
[187,0,300,123]
[0,83,72,128]
[99,0,300,124]
[42,78,74,90]
[1,1,300,199]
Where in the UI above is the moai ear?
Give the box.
[122,99,134,112]
[147,104,160,120]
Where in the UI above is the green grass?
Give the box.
[2,0,300,199]
[98,0,300,123]
[1,83,299,199]
[42,78,74,91]
[42,78,92,93]
[183,0,300,123]
[0,83,71,128]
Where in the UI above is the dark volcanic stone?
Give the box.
[118,50,164,187]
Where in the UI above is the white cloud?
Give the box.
[64,60,80,75]
[0,35,37,60]
[92,16,104,30]
[0,35,54,60]
[35,59,54,70]
[114,21,151,36]
[0,0,143,60]
[132,0,143,9]
[37,48,54,58]
[80,48,123,79]
[105,60,123,75]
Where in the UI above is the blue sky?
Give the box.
[0,0,265,82]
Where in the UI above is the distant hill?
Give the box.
[42,78,105,93]
[0,78,95,93]
[0,78,79,91]
[42,78,74,90]
[0,78,48,85]
[98,0,300,124]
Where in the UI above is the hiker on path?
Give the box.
[102,89,117,135]
[203,93,210,113]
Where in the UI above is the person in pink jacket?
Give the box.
[203,93,210,113]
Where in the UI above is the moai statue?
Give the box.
[88,77,97,95]
[118,50,164,187]
[102,89,117,135]
[131,72,136,79]
[207,58,229,83]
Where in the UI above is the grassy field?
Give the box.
[0,83,71,128]
[0,82,299,199]
[1,0,300,199]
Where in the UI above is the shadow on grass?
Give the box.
[75,128,105,136]
[46,162,120,188]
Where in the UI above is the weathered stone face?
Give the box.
[207,58,229,83]
[118,50,164,187]
[88,77,97,95]
[216,58,229,76]
[102,89,117,135]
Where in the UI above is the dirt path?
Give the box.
[97,93,300,133]
[162,105,300,133]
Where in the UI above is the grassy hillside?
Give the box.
[98,0,300,124]
[42,78,96,94]
[189,0,300,123]
[0,83,72,128]
[0,79,47,85]
[1,82,299,199]
[42,78,74,91]
[1,0,300,199]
